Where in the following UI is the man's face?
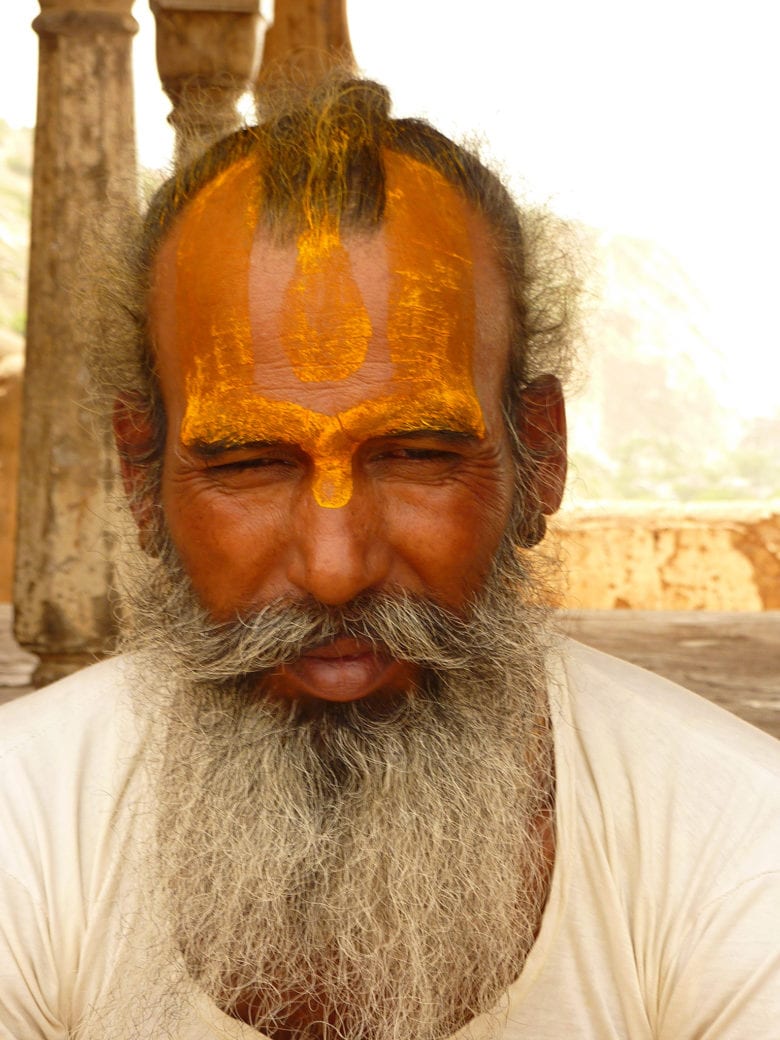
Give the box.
[147,153,518,705]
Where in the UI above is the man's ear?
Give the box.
[113,395,160,554]
[515,374,567,516]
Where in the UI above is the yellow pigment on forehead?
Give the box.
[175,151,485,508]
[383,151,481,420]
[186,388,482,508]
[281,223,373,381]
[175,155,259,396]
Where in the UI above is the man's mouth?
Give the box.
[270,636,421,703]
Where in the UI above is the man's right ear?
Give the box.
[113,395,160,555]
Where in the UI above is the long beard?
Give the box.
[119,531,556,1040]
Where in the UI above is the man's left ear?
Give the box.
[514,374,567,516]
[113,395,161,555]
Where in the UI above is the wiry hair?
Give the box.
[94,76,578,481]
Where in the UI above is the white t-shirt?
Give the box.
[1,640,778,1038]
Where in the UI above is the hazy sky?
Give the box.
[2,0,779,414]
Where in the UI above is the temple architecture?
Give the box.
[14,0,139,684]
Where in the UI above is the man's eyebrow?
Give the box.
[380,428,480,443]
[187,438,285,458]
[186,429,481,457]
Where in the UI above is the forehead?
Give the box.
[150,151,512,419]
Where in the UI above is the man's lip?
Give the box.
[270,638,418,703]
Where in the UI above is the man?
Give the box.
[1,78,778,1039]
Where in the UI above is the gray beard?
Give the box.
[116,530,556,1040]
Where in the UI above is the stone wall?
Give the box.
[550,503,780,611]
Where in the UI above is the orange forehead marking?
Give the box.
[175,152,485,509]
[175,154,259,417]
[281,224,373,381]
[184,388,481,509]
[384,151,482,433]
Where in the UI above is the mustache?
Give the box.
[160,589,486,684]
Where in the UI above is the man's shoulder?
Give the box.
[514,640,780,1036]
[557,636,779,772]
[0,656,153,1034]
[553,637,779,883]
[0,654,139,770]
[0,653,148,901]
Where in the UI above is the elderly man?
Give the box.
[1,79,778,1039]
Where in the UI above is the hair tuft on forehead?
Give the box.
[256,78,390,239]
[144,78,393,256]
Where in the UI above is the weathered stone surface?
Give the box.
[151,0,263,167]
[0,603,37,692]
[39,0,134,13]
[550,503,780,611]
[14,1,138,684]
[258,0,355,81]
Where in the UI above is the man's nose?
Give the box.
[286,490,391,606]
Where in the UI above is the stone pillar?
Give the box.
[14,0,139,685]
[258,0,356,83]
[150,0,263,169]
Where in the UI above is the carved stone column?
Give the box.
[150,0,263,168]
[258,0,356,82]
[14,0,138,684]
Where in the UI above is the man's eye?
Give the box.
[371,446,463,470]
[202,455,298,486]
[386,448,458,461]
[209,456,290,471]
